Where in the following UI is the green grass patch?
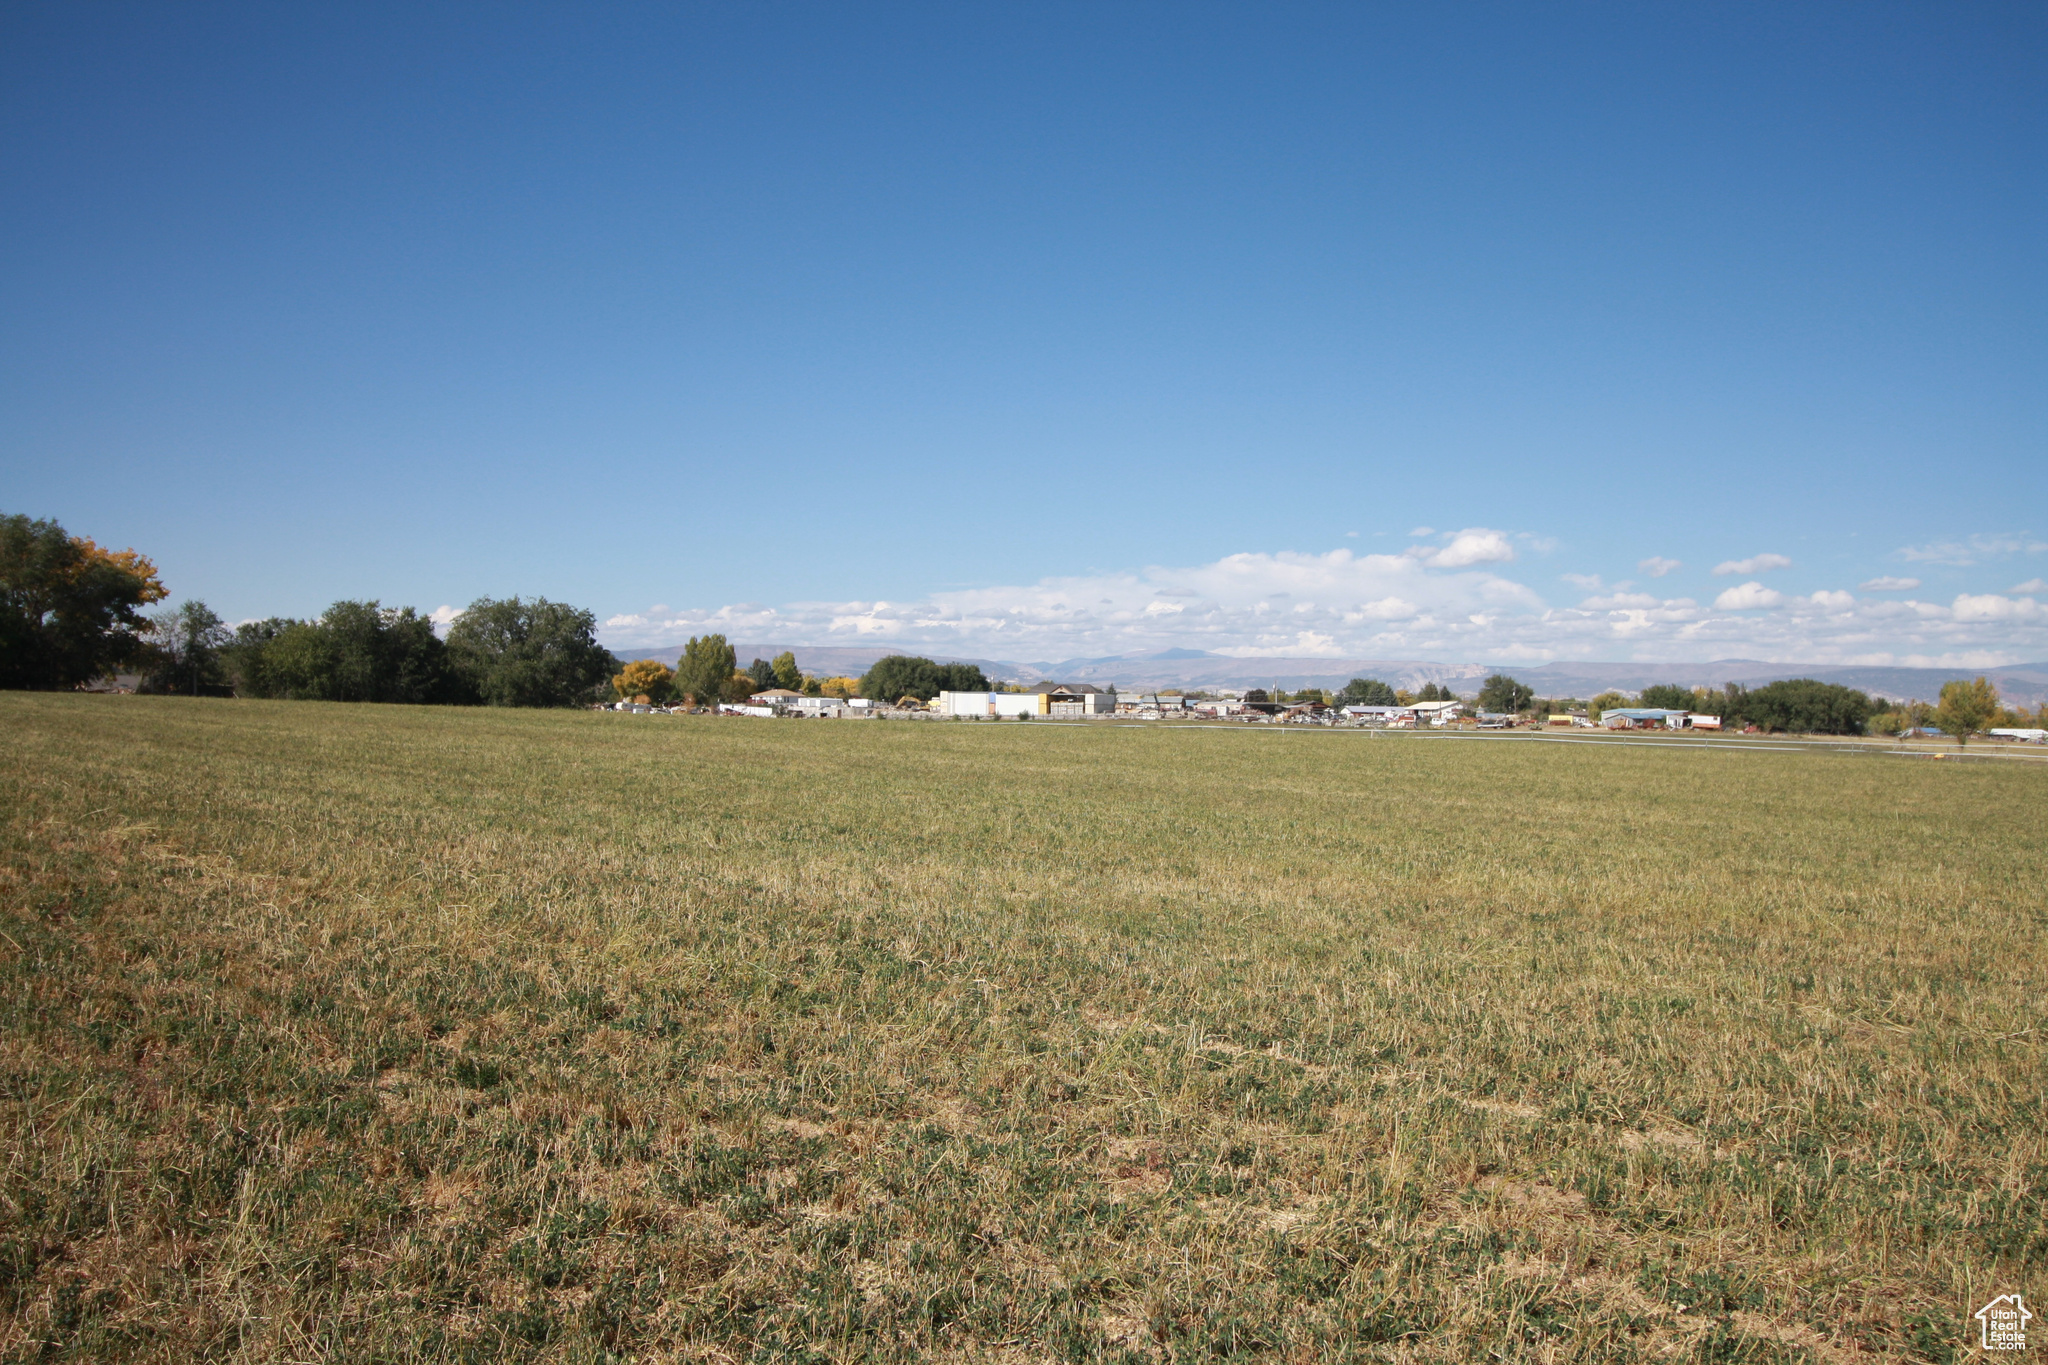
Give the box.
[1,694,2041,1361]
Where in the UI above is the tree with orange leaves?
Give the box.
[1,513,169,689]
[612,658,675,702]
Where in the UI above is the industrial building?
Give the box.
[1599,708,1721,730]
[934,691,1050,718]
[933,684,1118,718]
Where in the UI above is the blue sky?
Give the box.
[3,2,2043,665]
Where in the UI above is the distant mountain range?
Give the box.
[609,642,2048,707]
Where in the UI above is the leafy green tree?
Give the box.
[674,634,738,707]
[1729,679,1874,735]
[1337,677,1397,706]
[858,655,923,701]
[226,602,467,703]
[772,651,802,691]
[943,662,989,692]
[1,513,169,689]
[1638,683,1693,710]
[1476,673,1535,713]
[1933,677,1998,747]
[445,597,611,707]
[1415,681,1453,702]
[856,655,989,702]
[254,619,342,699]
[381,609,460,702]
[327,601,407,701]
[219,618,294,698]
[142,600,229,696]
[747,658,776,691]
[1589,690,1628,718]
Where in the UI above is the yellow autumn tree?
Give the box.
[611,658,674,702]
[819,675,860,698]
[75,539,169,604]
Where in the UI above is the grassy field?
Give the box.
[1,695,2042,1363]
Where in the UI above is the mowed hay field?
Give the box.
[1,697,2043,1364]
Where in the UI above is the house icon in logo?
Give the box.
[1976,1295,2032,1351]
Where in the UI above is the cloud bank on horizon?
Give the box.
[602,527,2048,667]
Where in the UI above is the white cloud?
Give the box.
[1408,528,1516,568]
[1220,632,1341,658]
[1951,593,2045,623]
[601,542,2048,667]
[1561,573,1605,589]
[1712,553,1792,576]
[1859,576,1920,591]
[429,604,462,625]
[1896,533,2048,566]
[1408,526,1435,538]
[1638,556,1681,578]
[1714,581,1785,610]
[2011,578,2047,595]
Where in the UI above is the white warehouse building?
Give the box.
[935,691,1050,718]
[934,684,1118,718]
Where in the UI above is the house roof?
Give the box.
[750,688,803,699]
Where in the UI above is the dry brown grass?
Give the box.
[0,693,2042,1362]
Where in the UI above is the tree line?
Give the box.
[1270,677,1474,707]
[1549,675,2035,741]
[609,636,777,708]
[1315,667,2041,741]
[221,597,613,706]
[608,642,990,708]
[3,512,613,706]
